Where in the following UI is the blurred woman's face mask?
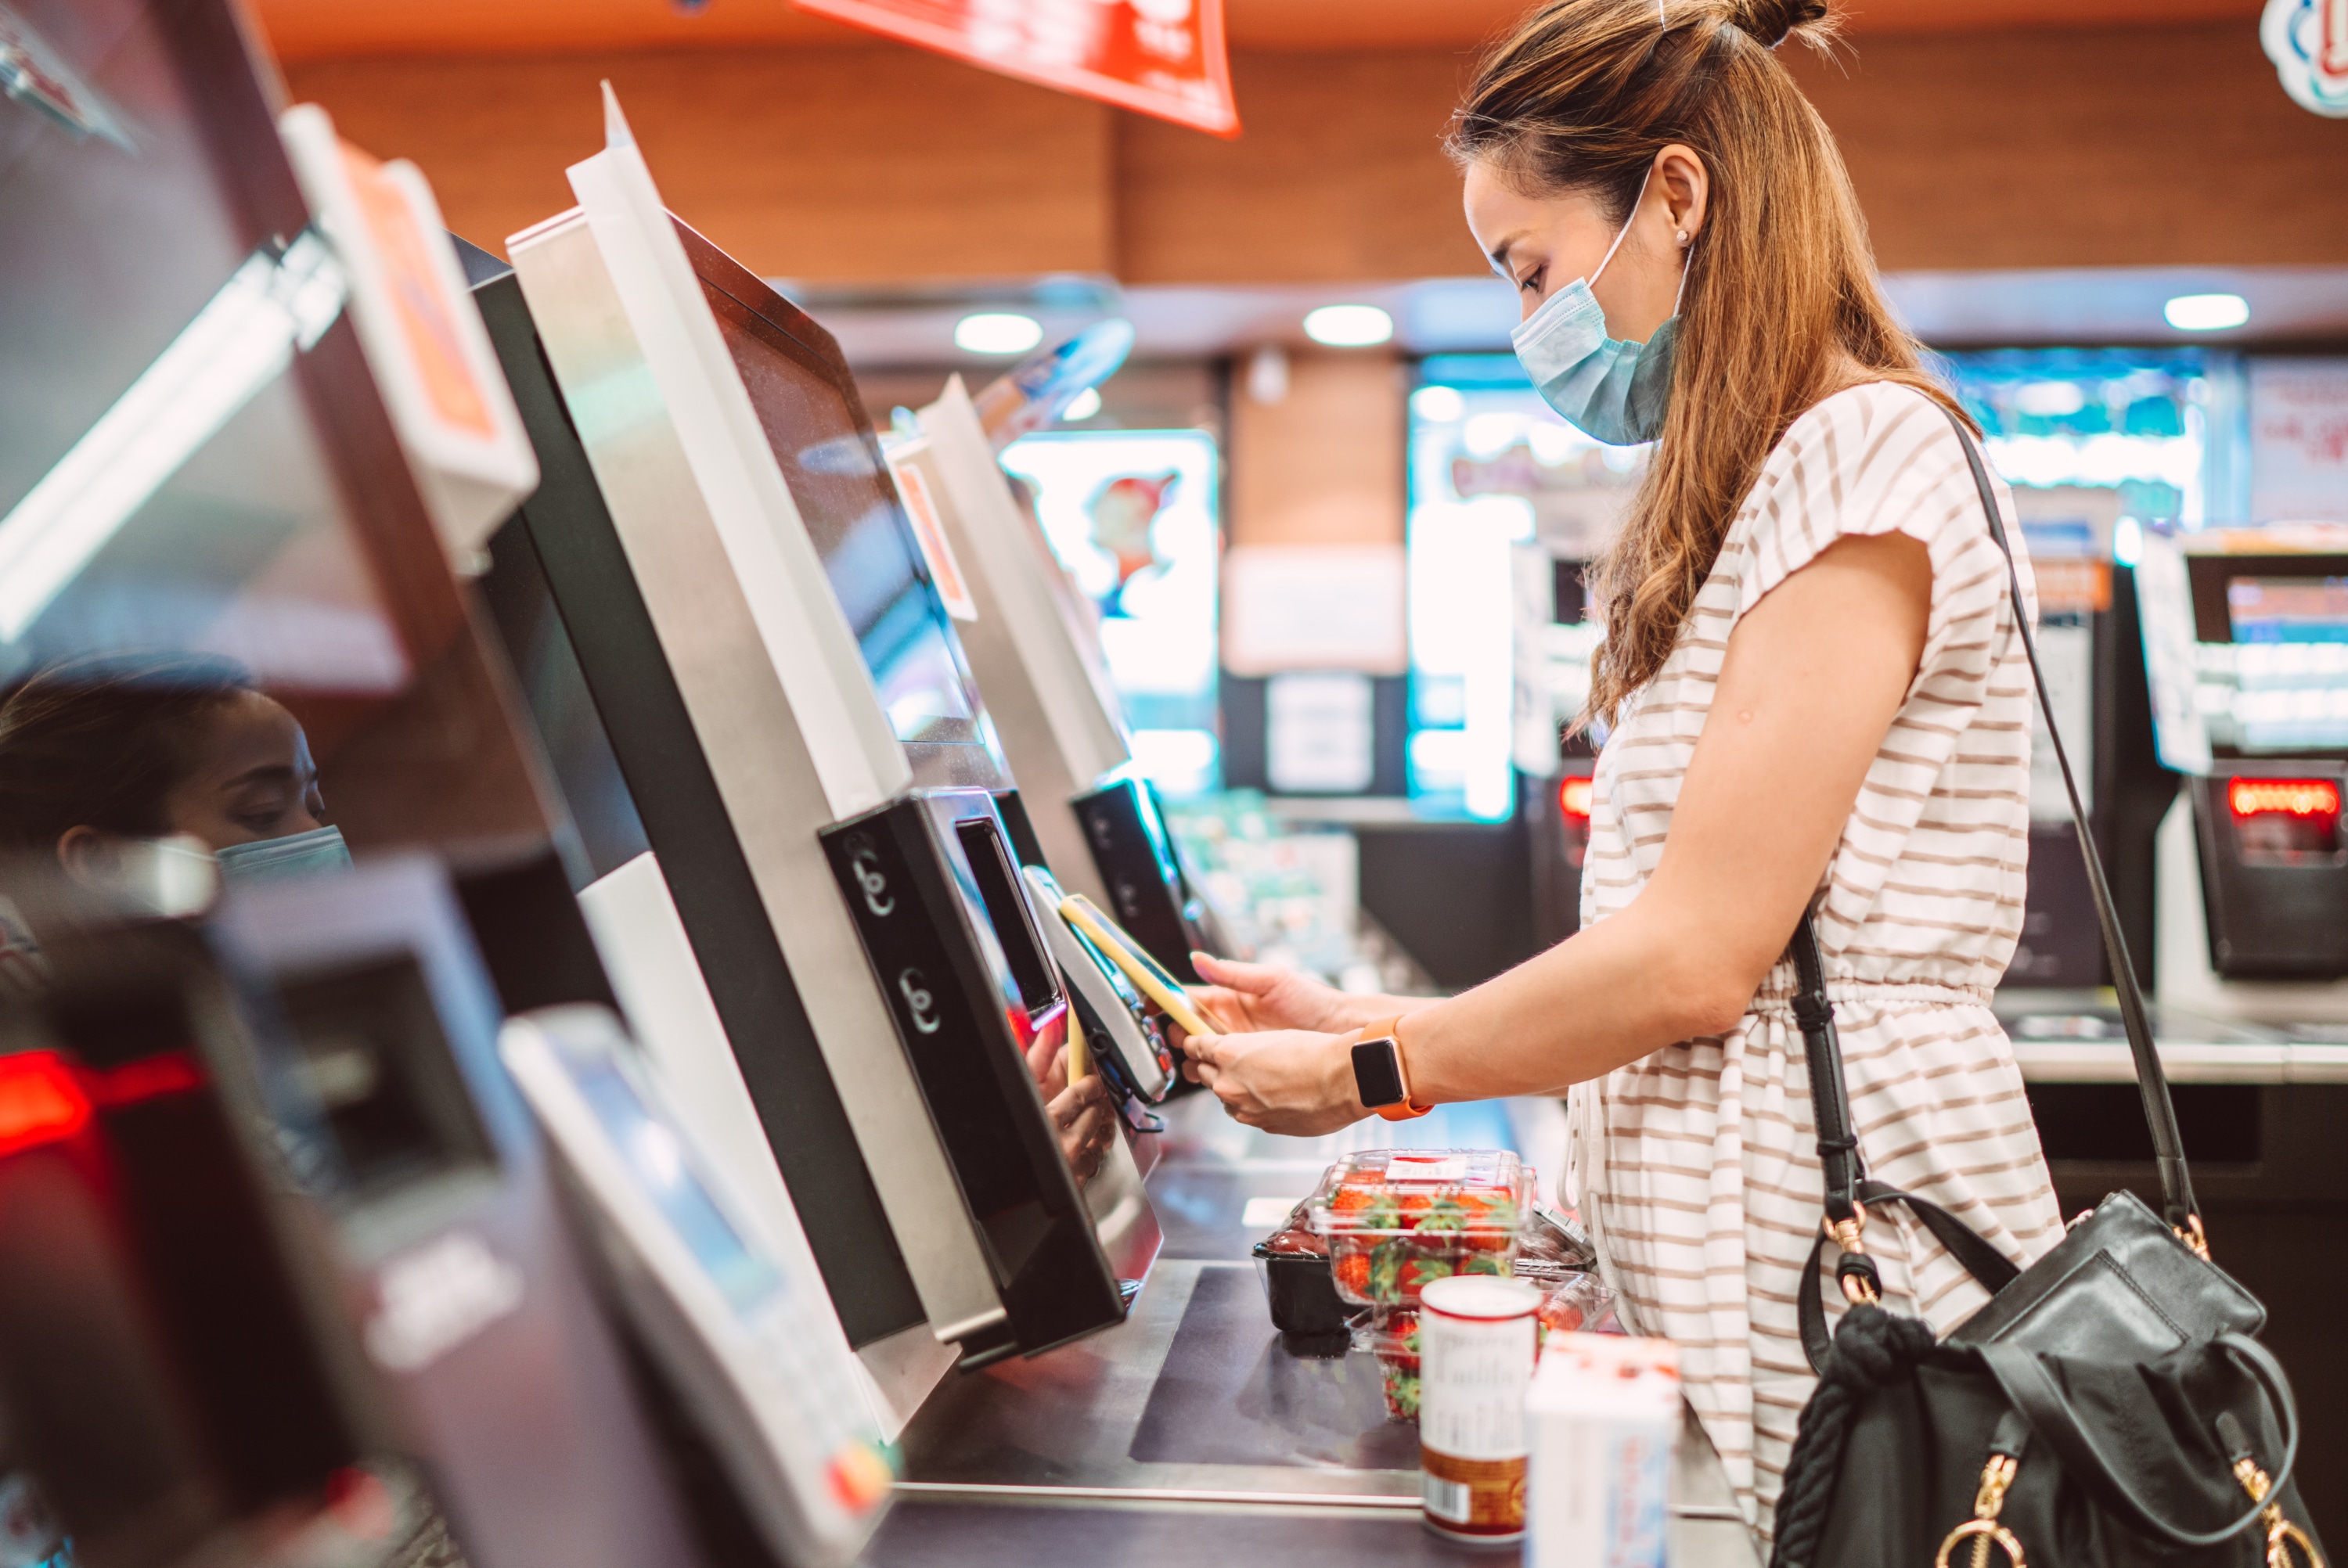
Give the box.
[213,823,351,883]
[1509,167,1687,448]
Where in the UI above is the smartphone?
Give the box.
[1057,894,1217,1039]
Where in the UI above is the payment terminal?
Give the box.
[2137,531,2348,1003]
[210,857,708,1568]
[499,1006,893,1568]
[0,919,416,1568]
[479,88,1157,1374]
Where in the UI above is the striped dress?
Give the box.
[1566,381,2063,1543]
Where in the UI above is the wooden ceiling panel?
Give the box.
[253,0,2269,66]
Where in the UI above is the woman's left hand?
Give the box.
[1183,1027,1366,1136]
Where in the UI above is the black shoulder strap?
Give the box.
[1792,404,2201,1368]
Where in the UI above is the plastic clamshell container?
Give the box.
[1306,1149,1533,1309]
[1368,1304,1421,1422]
[1251,1246,1350,1339]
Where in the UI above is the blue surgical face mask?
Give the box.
[1510,168,1687,447]
[214,823,351,883]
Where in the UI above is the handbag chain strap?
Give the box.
[1797,402,2206,1307]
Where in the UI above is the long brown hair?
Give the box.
[1449,0,1967,725]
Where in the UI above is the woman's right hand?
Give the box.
[1186,952,1362,1037]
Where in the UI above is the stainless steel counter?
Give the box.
[867,1094,1755,1567]
[1997,992,2348,1082]
[2014,1038,2348,1081]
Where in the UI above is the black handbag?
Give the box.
[1766,404,2326,1568]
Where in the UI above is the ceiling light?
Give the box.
[1303,304,1392,347]
[1411,385,1465,421]
[0,233,345,643]
[2013,382,2087,417]
[1062,387,1102,421]
[955,312,1043,354]
[2163,293,2249,332]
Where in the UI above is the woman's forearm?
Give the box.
[1333,991,1445,1030]
[1399,894,1757,1104]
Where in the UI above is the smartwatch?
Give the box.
[1350,1015,1431,1123]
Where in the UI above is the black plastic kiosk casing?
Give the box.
[820,793,1129,1364]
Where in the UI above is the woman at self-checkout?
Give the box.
[1179,0,2060,1545]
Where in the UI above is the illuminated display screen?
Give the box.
[570,1056,784,1318]
[703,286,983,748]
[2228,776,2343,861]
[2228,577,2348,643]
[1407,357,1644,820]
[1000,430,1220,795]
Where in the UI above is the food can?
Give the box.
[1417,1274,1543,1545]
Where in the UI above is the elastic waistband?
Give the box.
[1747,979,1993,1016]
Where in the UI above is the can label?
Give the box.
[1421,1448,1527,1539]
[1419,1281,1540,1541]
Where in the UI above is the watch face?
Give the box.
[1350,1039,1405,1107]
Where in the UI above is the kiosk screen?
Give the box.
[695,274,981,750]
[2228,577,2348,644]
[570,1051,787,1317]
[953,816,1063,1019]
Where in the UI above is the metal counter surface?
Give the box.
[873,1094,1755,1568]
[864,1495,1513,1568]
[1998,992,2348,1082]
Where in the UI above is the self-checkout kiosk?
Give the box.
[0,867,712,1568]
[1989,489,2180,991]
[209,858,713,1568]
[473,92,1156,1400]
[0,920,417,1568]
[884,366,1221,987]
[2138,529,2348,1025]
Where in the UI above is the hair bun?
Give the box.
[1734,0,1831,48]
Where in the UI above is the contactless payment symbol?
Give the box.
[2263,0,2348,117]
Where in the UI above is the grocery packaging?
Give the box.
[1308,1149,1535,1308]
[1536,1271,1619,1339]
[1516,1201,1597,1281]
[1251,1198,1352,1347]
[1366,1306,1421,1421]
[1524,1333,1680,1568]
[1417,1275,1543,1544]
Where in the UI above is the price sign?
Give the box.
[793,0,1239,137]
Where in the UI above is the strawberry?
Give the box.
[1333,1251,1372,1299]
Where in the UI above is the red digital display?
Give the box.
[2229,778,2342,819]
[2227,776,2343,864]
[0,1048,207,1162]
[0,1051,92,1158]
[87,1051,207,1109]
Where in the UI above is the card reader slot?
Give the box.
[274,957,499,1210]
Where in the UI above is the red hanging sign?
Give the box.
[793,0,1239,137]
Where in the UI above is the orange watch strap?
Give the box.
[1360,1013,1432,1122]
